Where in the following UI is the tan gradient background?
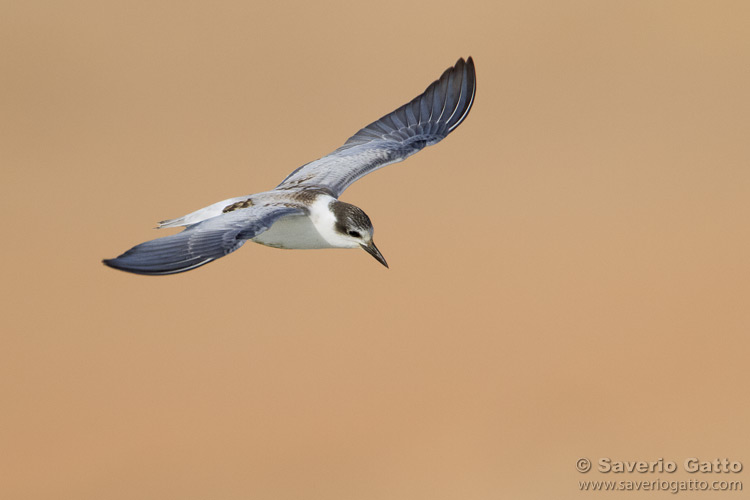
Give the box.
[2,1,749,498]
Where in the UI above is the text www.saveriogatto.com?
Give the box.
[576,457,743,494]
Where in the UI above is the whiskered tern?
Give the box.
[104,57,476,275]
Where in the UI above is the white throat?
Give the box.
[308,195,360,249]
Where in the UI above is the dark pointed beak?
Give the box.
[360,241,388,268]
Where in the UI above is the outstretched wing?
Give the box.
[103,205,304,275]
[276,57,476,197]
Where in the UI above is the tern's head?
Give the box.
[329,200,388,268]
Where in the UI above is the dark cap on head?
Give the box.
[330,201,373,236]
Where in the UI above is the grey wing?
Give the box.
[277,57,476,197]
[103,205,304,275]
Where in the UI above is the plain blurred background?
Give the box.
[1,1,748,498]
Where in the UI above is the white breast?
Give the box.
[251,214,333,249]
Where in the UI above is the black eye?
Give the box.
[347,230,361,238]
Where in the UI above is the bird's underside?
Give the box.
[103,57,476,275]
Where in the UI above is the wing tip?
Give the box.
[343,56,476,144]
[102,256,162,276]
[454,56,475,70]
[445,55,476,132]
[102,254,213,276]
[102,256,149,275]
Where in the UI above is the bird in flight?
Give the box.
[104,57,476,275]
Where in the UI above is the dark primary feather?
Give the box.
[342,57,476,148]
[276,57,476,196]
[103,206,304,275]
